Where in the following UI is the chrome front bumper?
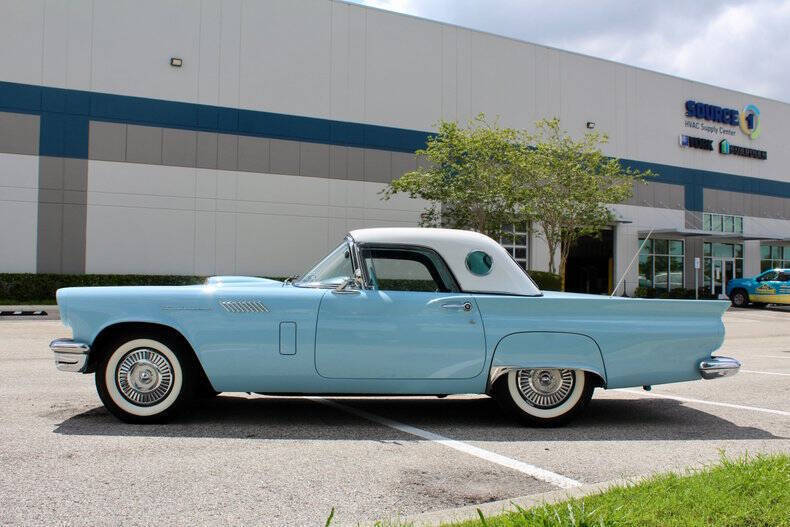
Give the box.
[50,339,90,372]
[699,356,741,380]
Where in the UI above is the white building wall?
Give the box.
[85,161,427,276]
[0,0,785,184]
[0,0,788,277]
[0,153,38,272]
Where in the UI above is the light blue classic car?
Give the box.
[51,228,740,425]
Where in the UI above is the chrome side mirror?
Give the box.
[334,276,361,295]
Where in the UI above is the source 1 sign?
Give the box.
[685,100,739,126]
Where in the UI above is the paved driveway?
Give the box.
[0,308,788,526]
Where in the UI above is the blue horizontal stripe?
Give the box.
[1,79,789,211]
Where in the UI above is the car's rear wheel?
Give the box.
[96,334,195,423]
[495,368,594,426]
[730,288,749,307]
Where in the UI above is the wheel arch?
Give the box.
[487,331,607,392]
[86,322,212,389]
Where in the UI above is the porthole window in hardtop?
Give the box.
[466,251,493,276]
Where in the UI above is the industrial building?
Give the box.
[1,0,788,296]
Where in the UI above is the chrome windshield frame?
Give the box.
[345,233,371,290]
[293,234,370,290]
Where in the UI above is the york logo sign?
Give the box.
[685,100,761,139]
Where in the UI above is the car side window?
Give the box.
[360,247,458,293]
[758,271,779,282]
[778,272,790,282]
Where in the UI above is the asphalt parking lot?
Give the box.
[1,308,788,526]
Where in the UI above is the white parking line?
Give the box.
[618,389,790,416]
[309,397,582,489]
[741,369,790,377]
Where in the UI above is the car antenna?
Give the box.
[611,228,653,297]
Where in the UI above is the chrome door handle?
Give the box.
[442,302,472,312]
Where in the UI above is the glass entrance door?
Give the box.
[711,258,735,298]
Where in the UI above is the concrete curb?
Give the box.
[0,305,59,320]
[373,476,643,527]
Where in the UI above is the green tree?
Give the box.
[380,115,525,239]
[522,118,654,290]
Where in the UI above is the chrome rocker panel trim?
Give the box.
[699,356,741,380]
[50,338,90,373]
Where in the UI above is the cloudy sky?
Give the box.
[349,0,790,103]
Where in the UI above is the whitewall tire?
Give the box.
[96,334,195,423]
[496,368,594,426]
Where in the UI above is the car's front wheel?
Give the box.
[495,368,594,426]
[730,288,749,307]
[96,333,195,423]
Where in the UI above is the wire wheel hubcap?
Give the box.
[516,368,575,409]
[116,348,174,406]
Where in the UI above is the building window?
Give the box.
[500,223,529,270]
[703,213,743,234]
[638,239,684,291]
[703,242,744,290]
[760,245,790,271]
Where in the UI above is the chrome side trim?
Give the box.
[699,356,741,379]
[219,300,269,313]
[50,338,90,373]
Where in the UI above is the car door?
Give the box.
[314,245,487,379]
[754,270,781,302]
[775,271,790,304]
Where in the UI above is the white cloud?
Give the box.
[349,0,790,102]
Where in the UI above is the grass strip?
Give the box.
[433,453,789,527]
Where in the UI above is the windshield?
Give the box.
[295,242,354,288]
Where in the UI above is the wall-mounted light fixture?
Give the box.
[170,57,183,67]
[586,121,595,129]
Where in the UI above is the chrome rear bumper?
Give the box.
[699,356,741,380]
[50,339,90,372]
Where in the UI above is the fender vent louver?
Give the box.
[219,300,269,313]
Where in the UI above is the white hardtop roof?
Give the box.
[348,227,540,296]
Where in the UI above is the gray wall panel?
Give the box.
[0,111,39,155]
[270,139,299,175]
[330,145,347,179]
[63,190,87,205]
[668,184,684,209]
[685,210,702,230]
[391,152,416,180]
[217,133,238,170]
[299,142,329,178]
[703,188,715,213]
[36,203,63,273]
[197,132,218,169]
[36,156,87,273]
[89,121,126,161]
[162,128,197,167]
[61,204,87,273]
[238,136,270,173]
[38,156,64,189]
[347,147,364,181]
[652,182,670,208]
[64,159,88,191]
[38,188,64,203]
[364,149,392,183]
[126,124,163,164]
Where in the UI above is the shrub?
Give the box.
[0,274,209,303]
[633,286,719,300]
[527,271,562,291]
